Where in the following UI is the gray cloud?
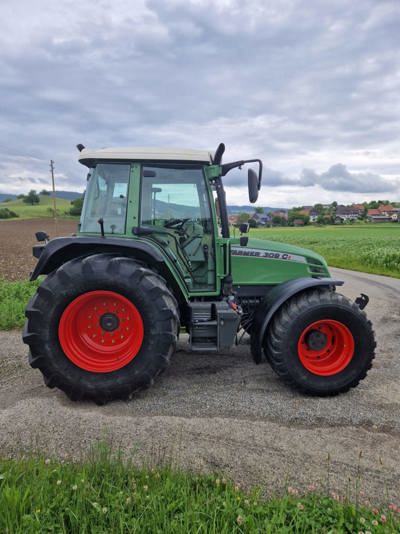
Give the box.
[0,0,399,203]
[258,163,397,193]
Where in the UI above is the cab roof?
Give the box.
[79,147,214,166]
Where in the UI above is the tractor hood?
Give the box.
[229,237,330,286]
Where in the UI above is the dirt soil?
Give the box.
[0,267,399,504]
[0,219,77,280]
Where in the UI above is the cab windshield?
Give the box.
[80,163,130,234]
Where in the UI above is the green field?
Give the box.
[0,449,397,533]
[0,195,75,219]
[251,224,400,278]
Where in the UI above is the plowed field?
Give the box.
[0,219,78,280]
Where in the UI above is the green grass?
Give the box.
[251,224,400,278]
[0,447,398,534]
[0,278,39,329]
[0,195,75,219]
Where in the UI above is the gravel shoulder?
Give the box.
[0,267,399,503]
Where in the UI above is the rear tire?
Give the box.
[23,254,179,404]
[265,288,376,396]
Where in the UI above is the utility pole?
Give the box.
[50,160,57,231]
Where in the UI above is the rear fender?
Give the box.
[30,236,168,279]
[250,277,343,363]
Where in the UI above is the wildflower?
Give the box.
[221,478,227,485]
[44,458,51,465]
[81,479,85,484]
[380,514,387,523]
[143,485,148,492]
[155,472,160,479]
[244,499,250,507]
[236,515,243,525]
[215,478,221,486]
[297,503,304,511]
[72,485,78,491]
[365,531,372,534]
[234,484,240,492]
[372,508,379,515]
[288,486,298,496]
[126,496,132,504]
[359,517,366,525]
[371,519,378,526]
[236,496,241,502]
[102,507,108,513]
[56,480,62,485]
[35,509,41,514]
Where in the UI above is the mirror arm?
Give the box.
[221,158,263,189]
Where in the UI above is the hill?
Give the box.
[227,205,287,214]
[0,195,77,219]
[0,190,82,203]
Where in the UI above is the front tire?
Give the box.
[23,254,179,404]
[265,288,376,395]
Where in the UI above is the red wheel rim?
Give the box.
[297,319,354,376]
[58,290,144,373]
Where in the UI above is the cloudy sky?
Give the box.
[0,0,399,207]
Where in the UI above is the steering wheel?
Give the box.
[164,218,190,230]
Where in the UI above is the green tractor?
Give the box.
[23,143,375,404]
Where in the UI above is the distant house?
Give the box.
[378,204,399,221]
[270,210,288,220]
[251,212,271,226]
[228,215,238,225]
[367,207,394,223]
[334,205,360,223]
[309,209,319,223]
[299,208,311,217]
[293,218,305,227]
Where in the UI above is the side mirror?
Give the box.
[248,168,259,203]
[35,231,49,243]
[239,223,249,233]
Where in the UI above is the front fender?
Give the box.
[250,277,343,363]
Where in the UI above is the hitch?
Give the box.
[355,293,369,310]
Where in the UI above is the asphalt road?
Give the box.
[0,267,399,504]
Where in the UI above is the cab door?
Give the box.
[139,164,216,292]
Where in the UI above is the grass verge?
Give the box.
[0,278,39,329]
[0,448,398,534]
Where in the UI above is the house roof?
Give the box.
[367,209,381,216]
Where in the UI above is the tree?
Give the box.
[40,189,51,195]
[272,215,286,226]
[236,212,250,226]
[314,203,324,214]
[17,194,25,199]
[23,190,40,205]
[255,207,264,214]
[69,196,84,216]
[248,218,257,228]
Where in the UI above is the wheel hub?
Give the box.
[305,329,327,351]
[100,312,120,332]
